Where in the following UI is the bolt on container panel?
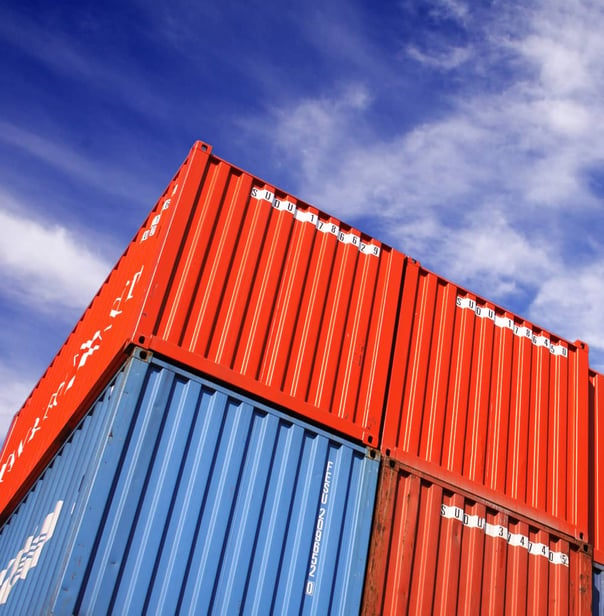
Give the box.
[382,260,590,540]
[0,352,379,614]
[589,370,604,564]
[0,141,402,522]
[361,460,592,616]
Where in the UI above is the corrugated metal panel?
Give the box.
[594,563,604,616]
[0,352,379,614]
[0,141,402,521]
[382,260,590,539]
[361,460,592,616]
[143,165,403,449]
[590,370,604,564]
[0,145,199,520]
[0,357,149,614]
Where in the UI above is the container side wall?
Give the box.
[53,357,379,615]
[382,261,590,538]
[361,461,592,616]
[0,142,213,522]
[143,165,404,445]
[590,371,604,564]
[0,357,148,615]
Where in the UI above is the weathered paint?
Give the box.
[362,460,592,616]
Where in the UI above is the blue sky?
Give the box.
[2,0,604,441]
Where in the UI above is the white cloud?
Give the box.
[529,261,604,351]
[406,44,472,70]
[251,0,604,357]
[0,363,37,445]
[433,0,469,22]
[0,197,112,314]
[0,376,32,446]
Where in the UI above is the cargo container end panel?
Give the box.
[141,159,404,447]
[590,370,604,564]
[382,260,590,538]
[38,354,380,615]
[0,357,150,614]
[361,460,592,616]
[0,144,208,522]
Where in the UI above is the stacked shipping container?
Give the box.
[0,140,600,613]
[0,141,402,521]
[361,461,592,615]
[382,260,590,540]
[0,353,379,613]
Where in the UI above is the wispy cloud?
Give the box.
[247,0,604,359]
[0,193,112,314]
[0,5,171,120]
[0,121,154,202]
[406,44,472,70]
[0,363,34,442]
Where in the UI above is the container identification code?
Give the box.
[441,504,570,567]
[456,297,569,358]
[251,187,381,257]
[305,459,335,596]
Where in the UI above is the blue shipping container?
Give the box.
[595,562,604,616]
[0,350,379,614]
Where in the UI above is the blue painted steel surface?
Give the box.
[0,356,148,614]
[595,563,604,616]
[0,351,379,614]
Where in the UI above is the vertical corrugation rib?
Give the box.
[40,357,380,615]
[590,371,604,562]
[148,157,397,442]
[382,260,590,537]
[0,362,137,615]
[362,461,592,616]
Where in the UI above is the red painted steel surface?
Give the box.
[139,156,403,447]
[382,260,590,540]
[590,370,604,564]
[361,461,592,615]
[0,141,402,521]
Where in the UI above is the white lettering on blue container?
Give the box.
[306,459,335,596]
[0,500,64,604]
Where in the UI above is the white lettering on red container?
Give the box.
[306,459,335,596]
[251,187,381,257]
[456,296,569,358]
[0,182,178,485]
[0,500,63,604]
[440,504,570,567]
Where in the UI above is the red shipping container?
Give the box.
[382,260,590,540]
[589,370,604,564]
[0,141,404,521]
[362,460,592,615]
